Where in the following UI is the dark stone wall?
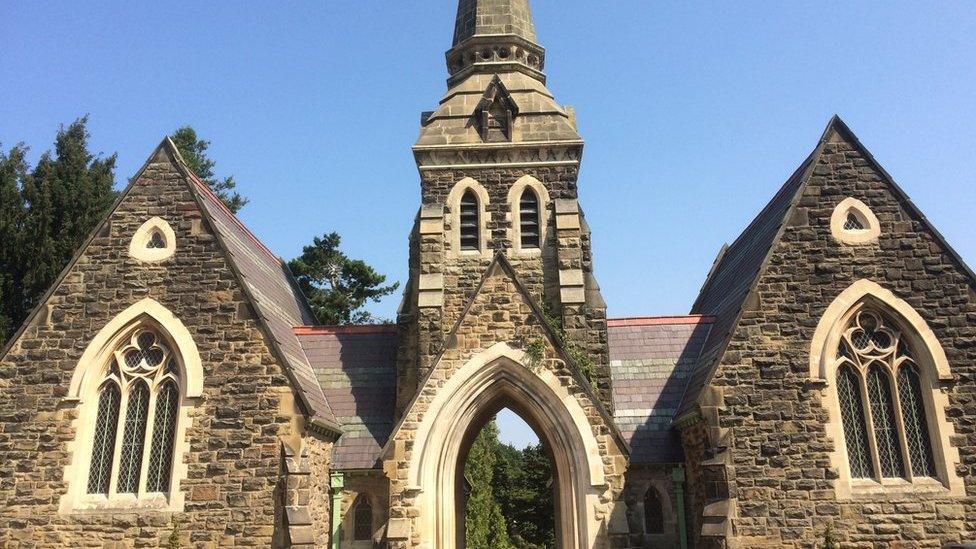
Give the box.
[0,157,302,547]
[400,164,613,411]
[708,129,976,546]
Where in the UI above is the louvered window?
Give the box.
[643,487,664,534]
[519,188,540,249]
[482,101,511,142]
[353,497,373,541]
[459,190,480,251]
[84,329,181,497]
[834,308,939,481]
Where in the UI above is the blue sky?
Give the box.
[3,1,974,448]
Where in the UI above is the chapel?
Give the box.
[2,1,975,548]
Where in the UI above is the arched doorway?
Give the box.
[403,343,609,548]
[455,405,556,548]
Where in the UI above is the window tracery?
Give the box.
[835,309,937,481]
[85,329,180,497]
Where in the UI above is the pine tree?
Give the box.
[170,126,248,213]
[288,232,399,325]
[19,117,117,315]
[464,419,513,549]
[0,144,28,341]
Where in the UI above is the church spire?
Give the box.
[446,0,546,85]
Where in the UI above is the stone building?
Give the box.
[1,0,974,548]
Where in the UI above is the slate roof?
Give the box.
[301,314,713,470]
[297,325,398,470]
[168,141,341,433]
[609,316,713,463]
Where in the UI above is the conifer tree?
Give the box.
[464,419,513,549]
[0,145,28,340]
[19,117,118,315]
[170,126,248,213]
[288,232,399,325]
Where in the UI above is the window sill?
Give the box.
[61,492,181,515]
[845,477,955,501]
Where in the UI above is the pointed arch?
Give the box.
[68,298,203,400]
[129,216,177,262]
[810,279,963,497]
[507,175,550,254]
[60,298,201,513]
[447,178,491,257]
[401,342,609,548]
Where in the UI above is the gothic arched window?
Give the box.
[86,329,181,497]
[643,487,664,534]
[459,190,480,251]
[834,308,937,481]
[353,496,373,541]
[519,187,540,249]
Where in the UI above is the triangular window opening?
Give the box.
[844,211,866,231]
[146,230,166,249]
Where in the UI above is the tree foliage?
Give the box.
[170,126,247,213]
[0,117,118,344]
[464,420,513,549]
[288,232,399,325]
[464,417,555,549]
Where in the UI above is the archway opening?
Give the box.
[458,406,557,549]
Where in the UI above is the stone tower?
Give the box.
[396,0,612,415]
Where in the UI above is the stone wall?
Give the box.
[707,129,976,546]
[385,264,627,547]
[396,164,613,415]
[0,156,307,547]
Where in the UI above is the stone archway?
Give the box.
[405,343,608,548]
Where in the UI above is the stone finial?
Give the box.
[446,0,546,85]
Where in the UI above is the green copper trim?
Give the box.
[672,465,688,549]
[330,472,344,549]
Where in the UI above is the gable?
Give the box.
[0,138,338,435]
[678,115,976,419]
[384,252,628,458]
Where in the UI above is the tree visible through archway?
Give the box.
[463,410,555,549]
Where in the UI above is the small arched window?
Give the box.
[85,329,181,496]
[643,487,664,534]
[459,190,480,251]
[353,497,373,541]
[835,308,937,481]
[519,188,540,249]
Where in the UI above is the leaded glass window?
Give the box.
[519,188,540,249]
[867,366,904,478]
[459,190,480,251]
[85,328,181,498]
[898,363,937,477]
[844,212,865,231]
[643,487,664,534]
[87,382,121,494]
[836,365,872,478]
[353,497,373,541]
[835,308,939,482]
[146,230,166,249]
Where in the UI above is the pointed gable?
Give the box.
[677,116,976,419]
[385,252,628,457]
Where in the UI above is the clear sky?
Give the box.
[3,1,974,448]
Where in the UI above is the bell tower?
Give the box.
[395,0,612,414]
